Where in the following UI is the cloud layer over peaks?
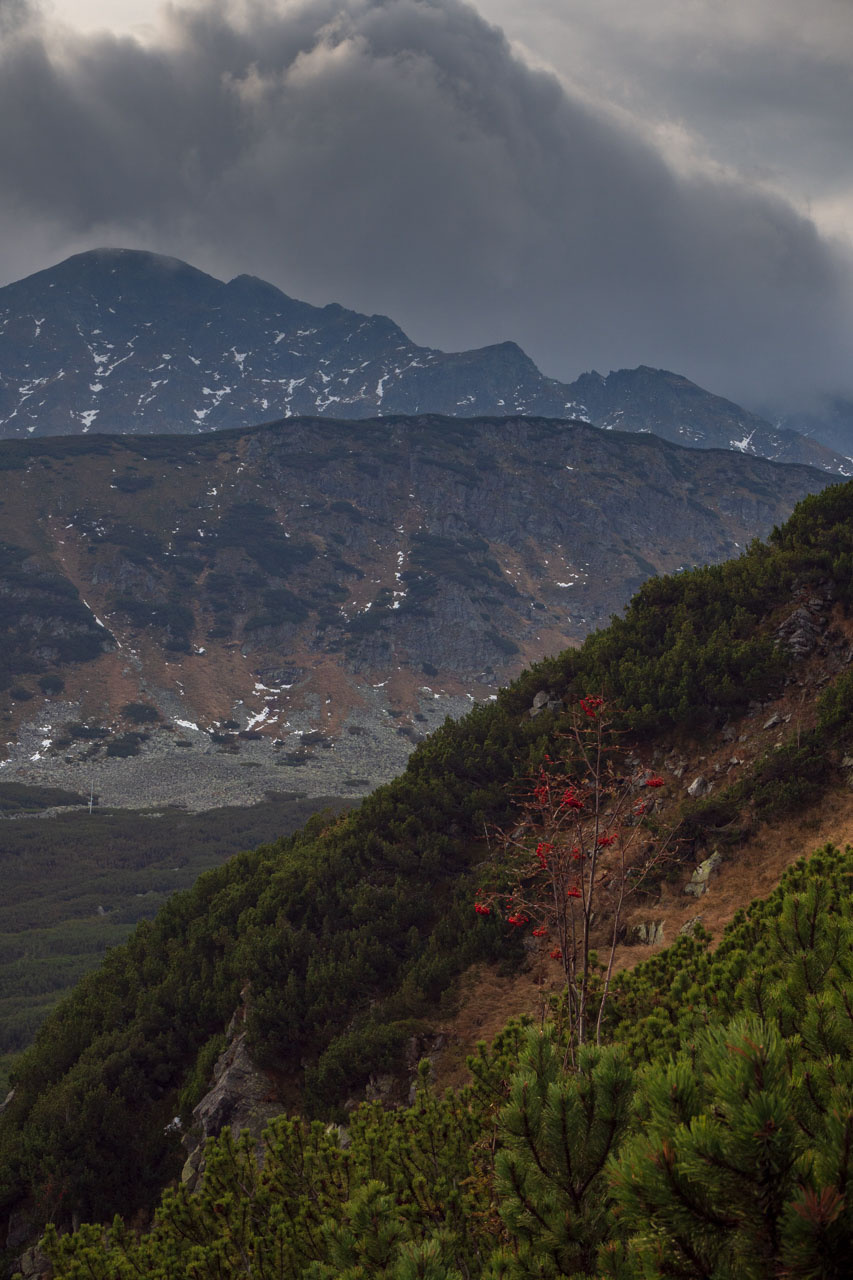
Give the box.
[1,0,850,407]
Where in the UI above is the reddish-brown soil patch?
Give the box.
[433,777,853,1088]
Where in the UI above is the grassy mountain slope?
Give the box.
[4,479,853,1261]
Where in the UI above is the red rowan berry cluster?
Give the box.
[473,695,677,1049]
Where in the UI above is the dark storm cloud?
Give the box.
[0,0,850,406]
[479,0,853,204]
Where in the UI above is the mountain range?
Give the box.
[0,416,830,809]
[1,248,849,474]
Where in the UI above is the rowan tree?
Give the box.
[475,697,675,1051]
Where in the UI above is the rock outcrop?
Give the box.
[684,851,724,898]
[630,919,665,946]
[181,1008,283,1190]
[776,602,826,659]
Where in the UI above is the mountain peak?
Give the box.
[0,249,848,474]
[21,246,221,289]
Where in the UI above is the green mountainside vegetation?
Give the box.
[4,480,853,1272]
[45,843,853,1279]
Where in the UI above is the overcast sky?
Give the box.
[1,0,851,411]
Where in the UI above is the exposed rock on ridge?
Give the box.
[181,1013,282,1190]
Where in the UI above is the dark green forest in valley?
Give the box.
[0,792,342,1095]
[5,480,853,1274]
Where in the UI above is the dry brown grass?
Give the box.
[431,962,556,1091]
[433,777,853,1087]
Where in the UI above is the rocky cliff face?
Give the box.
[180,1000,283,1192]
[0,249,848,474]
[0,415,831,804]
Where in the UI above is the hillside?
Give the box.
[42,844,853,1280]
[0,416,829,807]
[0,249,848,473]
[5,478,853,1270]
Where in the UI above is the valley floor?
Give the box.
[0,689,474,811]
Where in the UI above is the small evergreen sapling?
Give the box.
[489,1025,634,1278]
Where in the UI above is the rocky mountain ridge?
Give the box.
[0,248,848,474]
[0,415,830,804]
